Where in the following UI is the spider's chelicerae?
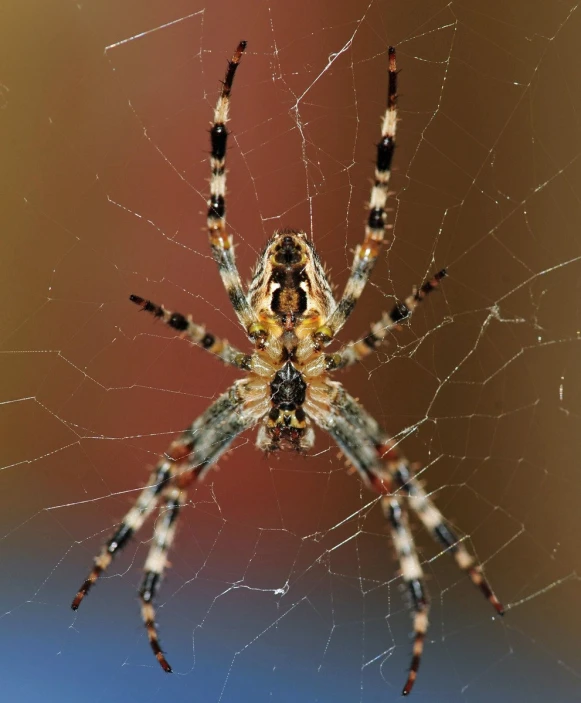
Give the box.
[72,42,504,695]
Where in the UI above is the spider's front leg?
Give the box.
[306,382,503,695]
[206,41,258,337]
[296,47,398,363]
[327,48,398,334]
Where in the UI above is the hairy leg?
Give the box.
[307,381,503,695]
[206,41,257,334]
[324,47,398,339]
[325,269,446,371]
[71,380,266,670]
[130,294,251,369]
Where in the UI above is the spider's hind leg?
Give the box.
[71,442,189,610]
[382,497,429,696]
[309,382,503,695]
[140,485,185,673]
[393,462,505,616]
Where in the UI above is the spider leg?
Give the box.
[71,457,176,610]
[136,380,268,672]
[140,485,184,672]
[393,461,504,617]
[383,497,428,696]
[306,385,429,694]
[324,47,398,340]
[306,381,503,695]
[71,380,265,650]
[326,385,503,613]
[129,294,251,370]
[207,41,257,334]
[325,269,447,372]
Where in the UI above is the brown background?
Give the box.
[1,1,580,701]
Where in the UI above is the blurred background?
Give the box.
[1,1,581,701]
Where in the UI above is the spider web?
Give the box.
[1,1,581,701]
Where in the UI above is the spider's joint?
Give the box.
[247,322,268,349]
[313,325,333,349]
[209,229,232,250]
[234,353,253,370]
[324,353,342,371]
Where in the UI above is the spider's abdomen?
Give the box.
[247,230,336,347]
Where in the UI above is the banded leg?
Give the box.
[383,498,428,696]
[305,381,388,490]
[207,41,257,334]
[71,456,178,610]
[326,385,503,614]
[324,47,398,339]
[393,461,504,617]
[325,269,447,371]
[129,294,251,370]
[135,380,266,672]
[71,381,262,613]
[140,486,184,672]
[308,382,503,695]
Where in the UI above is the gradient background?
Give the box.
[1,1,581,702]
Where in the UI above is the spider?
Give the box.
[71,41,504,696]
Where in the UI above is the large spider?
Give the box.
[71,42,503,695]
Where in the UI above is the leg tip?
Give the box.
[71,591,85,610]
[156,653,173,673]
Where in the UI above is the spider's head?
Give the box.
[247,229,335,345]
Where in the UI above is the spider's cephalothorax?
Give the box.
[72,42,503,697]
